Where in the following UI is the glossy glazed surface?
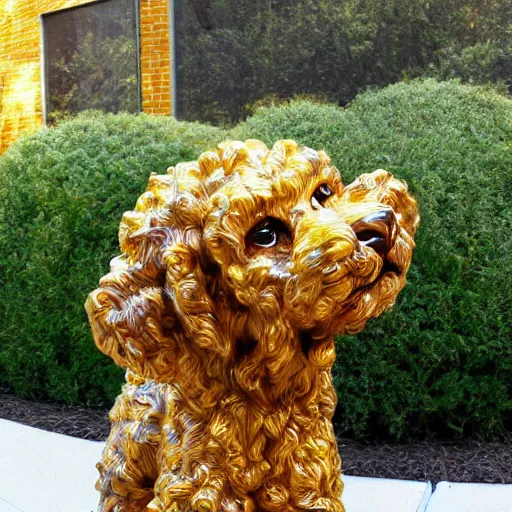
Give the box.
[86,139,419,511]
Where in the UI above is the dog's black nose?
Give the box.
[351,209,397,256]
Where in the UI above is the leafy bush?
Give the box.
[233,79,512,440]
[0,112,224,405]
[1,81,511,441]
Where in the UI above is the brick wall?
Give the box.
[140,1,172,114]
[0,0,173,154]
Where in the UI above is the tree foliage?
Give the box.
[175,0,512,124]
[45,0,138,123]
[48,32,138,123]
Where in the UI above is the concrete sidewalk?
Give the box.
[0,419,510,512]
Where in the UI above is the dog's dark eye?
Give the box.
[313,184,333,205]
[247,217,289,249]
[252,226,277,247]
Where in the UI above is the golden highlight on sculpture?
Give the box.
[86,139,419,512]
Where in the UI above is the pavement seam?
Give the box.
[417,481,433,512]
[0,496,24,512]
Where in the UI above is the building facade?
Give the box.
[0,0,173,153]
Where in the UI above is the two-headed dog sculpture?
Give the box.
[87,139,419,512]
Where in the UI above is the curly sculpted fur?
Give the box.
[86,139,419,512]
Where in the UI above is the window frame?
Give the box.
[168,0,177,116]
[40,0,142,125]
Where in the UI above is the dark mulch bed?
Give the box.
[0,392,110,441]
[1,391,510,485]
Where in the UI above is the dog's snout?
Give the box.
[351,209,397,256]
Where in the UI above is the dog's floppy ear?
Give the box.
[85,254,169,377]
[86,162,228,381]
[162,227,229,359]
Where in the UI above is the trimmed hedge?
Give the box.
[234,79,512,439]
[0,80,511,440]
[0,112,225,405]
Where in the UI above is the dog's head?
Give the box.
[88,140,418,386]
[202,140,418,336]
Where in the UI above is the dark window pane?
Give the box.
[43,0,140,124]
[173,0,339,125]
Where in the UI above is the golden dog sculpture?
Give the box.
[86,139,419,512]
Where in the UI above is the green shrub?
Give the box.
[233,79,512,440]
[0,111,225,405]
[1,81,511,441]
